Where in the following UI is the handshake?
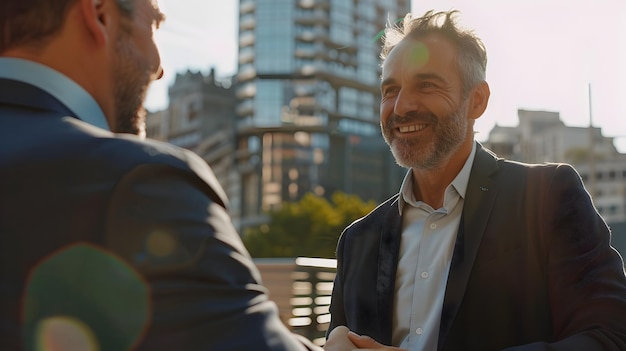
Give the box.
[323,326,409,351]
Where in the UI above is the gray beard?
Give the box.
[385,100,469,170]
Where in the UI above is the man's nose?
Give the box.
[394,89,419,116]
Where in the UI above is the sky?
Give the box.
[146,0,626,151]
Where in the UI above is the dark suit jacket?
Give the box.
[328,143,626,350]
[0,78,319,350]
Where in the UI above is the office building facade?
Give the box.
[236,0,410,226]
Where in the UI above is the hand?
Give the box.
[323,326,409,351]
[346,330,409,351]
[324,326,356,350]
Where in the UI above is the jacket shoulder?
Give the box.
[343,194,399,234]
[57,117,230,208]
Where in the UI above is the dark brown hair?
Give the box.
[0,0,135,53]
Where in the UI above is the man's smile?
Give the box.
[398,123,428,133]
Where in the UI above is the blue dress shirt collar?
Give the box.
[0,57,109,130]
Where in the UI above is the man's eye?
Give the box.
[420,82,435,89]
[383,87,400,96]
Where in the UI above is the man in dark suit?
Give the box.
[0,0,321,350]
[324,10,626,351]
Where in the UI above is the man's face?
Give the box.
[112,0,164,136]
[379,34,471,170]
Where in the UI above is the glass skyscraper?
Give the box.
[236,0,410,226]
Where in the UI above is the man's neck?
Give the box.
[411,141,474,209]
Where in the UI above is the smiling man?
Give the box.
[324,9,626,351]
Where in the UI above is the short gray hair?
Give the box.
[381,10,487,97]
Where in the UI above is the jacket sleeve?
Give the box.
[327,227,348,337]
[104,160,322,351]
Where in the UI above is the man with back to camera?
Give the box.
[323,9,626,351]
[0,0,322,350]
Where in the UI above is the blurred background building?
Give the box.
[235,0,410,228]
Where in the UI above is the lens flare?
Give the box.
[408,41,429,68]
[145,230,178,258]
[36,316,99,351]
[22,243,150,351]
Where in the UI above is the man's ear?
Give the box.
[468,81,490,120]
[80,0,108,46]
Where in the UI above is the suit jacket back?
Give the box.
[0,79,318,350]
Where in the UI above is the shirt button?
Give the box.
[430,223,437,229]
[420,271,429,279]
[416,327,423,335]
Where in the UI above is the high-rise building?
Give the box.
[236,0,410,227]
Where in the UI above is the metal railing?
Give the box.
[289,257,337,346]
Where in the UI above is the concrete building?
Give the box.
[484,109,617,164]
[234,0,410,227]
[145,109,168,142]
[146,68,243,225]
[575,156,626,224]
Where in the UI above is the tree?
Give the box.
[243,192,377,258]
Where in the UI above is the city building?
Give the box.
[484,109,617,164]
[234,0,409,227]
[146,68,243,225]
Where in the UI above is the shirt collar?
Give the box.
[398,141,477,214]
[0,57,109,130]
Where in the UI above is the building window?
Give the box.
[255,80,284,126]
[255,0,294,73]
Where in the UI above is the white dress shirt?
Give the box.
[392,143,476,350]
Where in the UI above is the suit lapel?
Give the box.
[438,143,499,349]
[376,197,402,344]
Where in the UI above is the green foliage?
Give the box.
[242,192,377,258]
